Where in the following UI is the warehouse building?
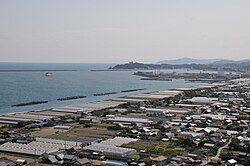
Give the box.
[145,108,191,115]
[0,137,81,156]
[83,144,136,158]
[107,116,152,124]
[99,137,138,147]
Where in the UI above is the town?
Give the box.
[1,0,250,165]
[0,77,249,166]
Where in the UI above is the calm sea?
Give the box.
[0,63,206,114]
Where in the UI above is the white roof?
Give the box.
[228,159,237,164]
[0,137,81,156]
[145,108,190,114]
[180,132,205,137]
[54,125,71,129]
[188,97,218,104]
[83,144,136,155]
[107,117,152,123]
[100,137,138,146]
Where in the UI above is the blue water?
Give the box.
[0,63,206,114]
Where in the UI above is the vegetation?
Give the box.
[208,147,218,156]
[145,144,183,158]
[61,114,75,120]
[239,112,250,120]
[175,137,197,152]
[229,138,250,152]
[111,61,250,72]
[183,88,217,98]
[92,108,118,117]
[226,122,245,132]
[124,140,184,158]
[17,121,33,128]
[130,152,140,160]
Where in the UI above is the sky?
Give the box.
[0,0,250,63]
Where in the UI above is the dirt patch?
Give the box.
[57,126,116,139]
[0,152,37,164]
[32,127,62,137]
[32,126,117,144]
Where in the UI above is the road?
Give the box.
[215,138,232,158]
[201,138,232,165]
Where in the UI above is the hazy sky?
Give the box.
[0,0,250,63]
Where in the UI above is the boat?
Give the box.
[45,72,53,77]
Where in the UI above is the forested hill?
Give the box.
[111,61,250,72]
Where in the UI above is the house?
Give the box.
[102,159,128,166]
[47,155,58,164]
[64,154,76,161]
[204,143,215,148]
[54,125,71,130]
[187,97,218,105]
[227,159,237,165]
[150,155,167,166]
[187,153,199,160]
[211,157,221,164]
[179,132,205,139]
[73,158,91,166]
[0,157,18,166]
[171,157,182,164]
[79,118,92,124]
[16,159,27,165]
[42,154,58,164]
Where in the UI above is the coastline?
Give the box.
[0,82,211,117]
[0,81,208,115]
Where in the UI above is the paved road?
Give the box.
[215,138,232,158]
[201,138,232,165]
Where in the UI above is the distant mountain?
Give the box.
[214,60,250,70]
[157,58,223,65]
[212,60,236,65]
[212,59,250,65]
[157,57,250,65]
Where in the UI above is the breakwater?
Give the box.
[12,101,48,107]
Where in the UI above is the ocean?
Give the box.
[0,63,206,114]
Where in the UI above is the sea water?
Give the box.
[0,63,206,114]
